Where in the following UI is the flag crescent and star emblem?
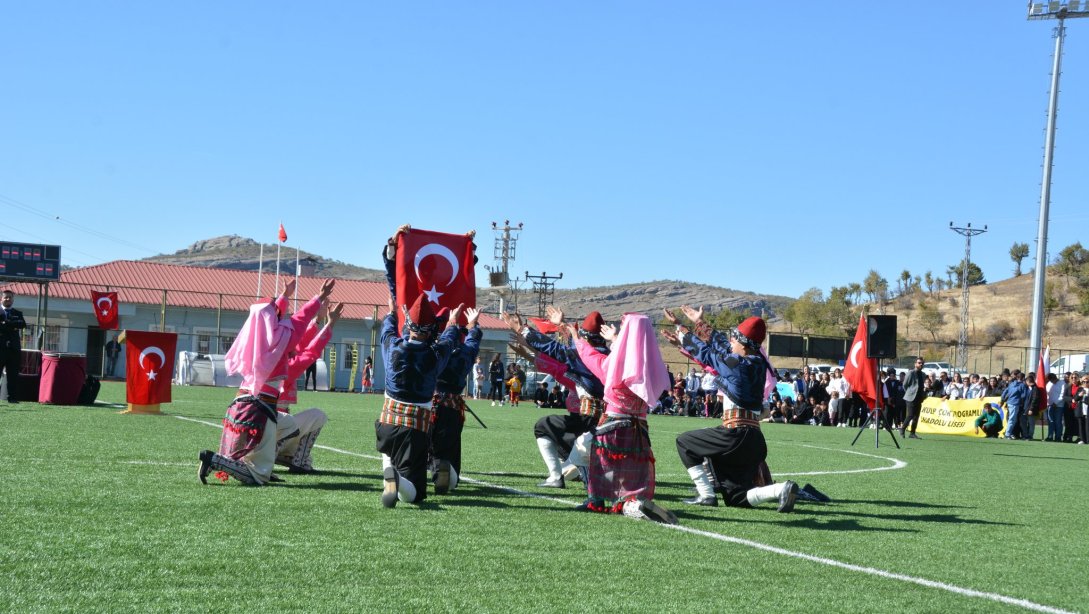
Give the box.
[139,346,166,381]
[849,340,863,368]
[96,296,113,316]
[414,243,460,304]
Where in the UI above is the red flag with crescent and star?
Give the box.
[843,314,879,408]
[125,330,178,404]
[394,228,476,332]
[90,290,119,330]
[278,222,288,243]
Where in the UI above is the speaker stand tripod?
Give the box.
[851,402,900,449]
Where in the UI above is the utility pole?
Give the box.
[525,271,563,317]
[485,220,522,314]
[949,222,987,373]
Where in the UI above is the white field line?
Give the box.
[171,415,1071,613]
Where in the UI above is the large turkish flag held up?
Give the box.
[90,291,119,330]
[843,315,879,408]
[125,330,178,405]
[395,228,476,332]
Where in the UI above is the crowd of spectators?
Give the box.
[492,355,1089,444]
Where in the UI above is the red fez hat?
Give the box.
[408,294,436,328]
[581,311,604,335]
[736,316,767,347]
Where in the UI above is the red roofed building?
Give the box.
[2,260,510,391]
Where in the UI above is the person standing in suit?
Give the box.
[901,357,925,439]
[0,290,27,403]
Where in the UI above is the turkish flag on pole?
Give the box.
[278,222,288,243]
[395,228,476,332]
[1036,345,1050,389]
[125,330,178,405]
[844,315,879,408]
[90,291,119,330]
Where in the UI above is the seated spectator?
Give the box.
[706,395,723,419]
[763,405,787,423]
[534,382,550,407]
[790,397,814,425]
[547,384,565,409]
[813,401,831,426]
[974,403,1004,438]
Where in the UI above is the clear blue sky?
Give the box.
[2,2,1087,299]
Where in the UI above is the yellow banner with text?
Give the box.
[916,396,1004,437]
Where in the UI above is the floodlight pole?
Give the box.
[1026,2,1088,371]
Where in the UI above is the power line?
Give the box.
[0,192,160,255]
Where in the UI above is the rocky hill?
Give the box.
[145,235,388,283]
[144,235,794,322]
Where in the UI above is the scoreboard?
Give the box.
[0,242,62,281]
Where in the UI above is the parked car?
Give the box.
[922,362,959,377]
[1050,353,1089,375]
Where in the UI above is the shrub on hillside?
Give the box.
[982,320,1014,346]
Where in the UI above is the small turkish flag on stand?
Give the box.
[124,330,178,411]
[90,291,119,330]
[278,222,288,243]
[844,315,879,408]
[1036,345,1050,390]
[395,228,476,332]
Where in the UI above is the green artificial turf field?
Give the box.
[2,382,1086,613]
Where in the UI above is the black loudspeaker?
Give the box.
[866,315,897,359]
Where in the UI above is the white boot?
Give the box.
[683,464,717,506]
[745,480,798,513]
[397,475,418,503]
[536,437,565,488]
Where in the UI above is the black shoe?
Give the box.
[382,466,400,508]
[198,450,213,485]
[778,480,799,513]
[434,460,452,495]
[800,483,832,503]
[287,464,316,474]
[574,500,593,512]
[682,495,718,507]
[269,473,285,483]
[908,433,920,439]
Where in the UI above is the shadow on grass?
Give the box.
[832,499,971,509]
[278,481,373,492]
[792,507,1017,527]
[992,453,1086,462]
[434,498,513,509]
[471,471,545,479]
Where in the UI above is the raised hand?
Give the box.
[661,330,682,348]
[319,278,336,301]
[500,311,525,333]
[329,302,345,324]
[562,322,579,340]
[600,323,617,342]
[465,307,480,328]
[282,279,297,299]
[447,303,465,328]
[680,304,704,324]
[662,308,679,325]
[545,305,565,326]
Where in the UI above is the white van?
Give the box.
[1050,354,1089,375]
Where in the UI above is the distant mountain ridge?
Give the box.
[143,235,793,320]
